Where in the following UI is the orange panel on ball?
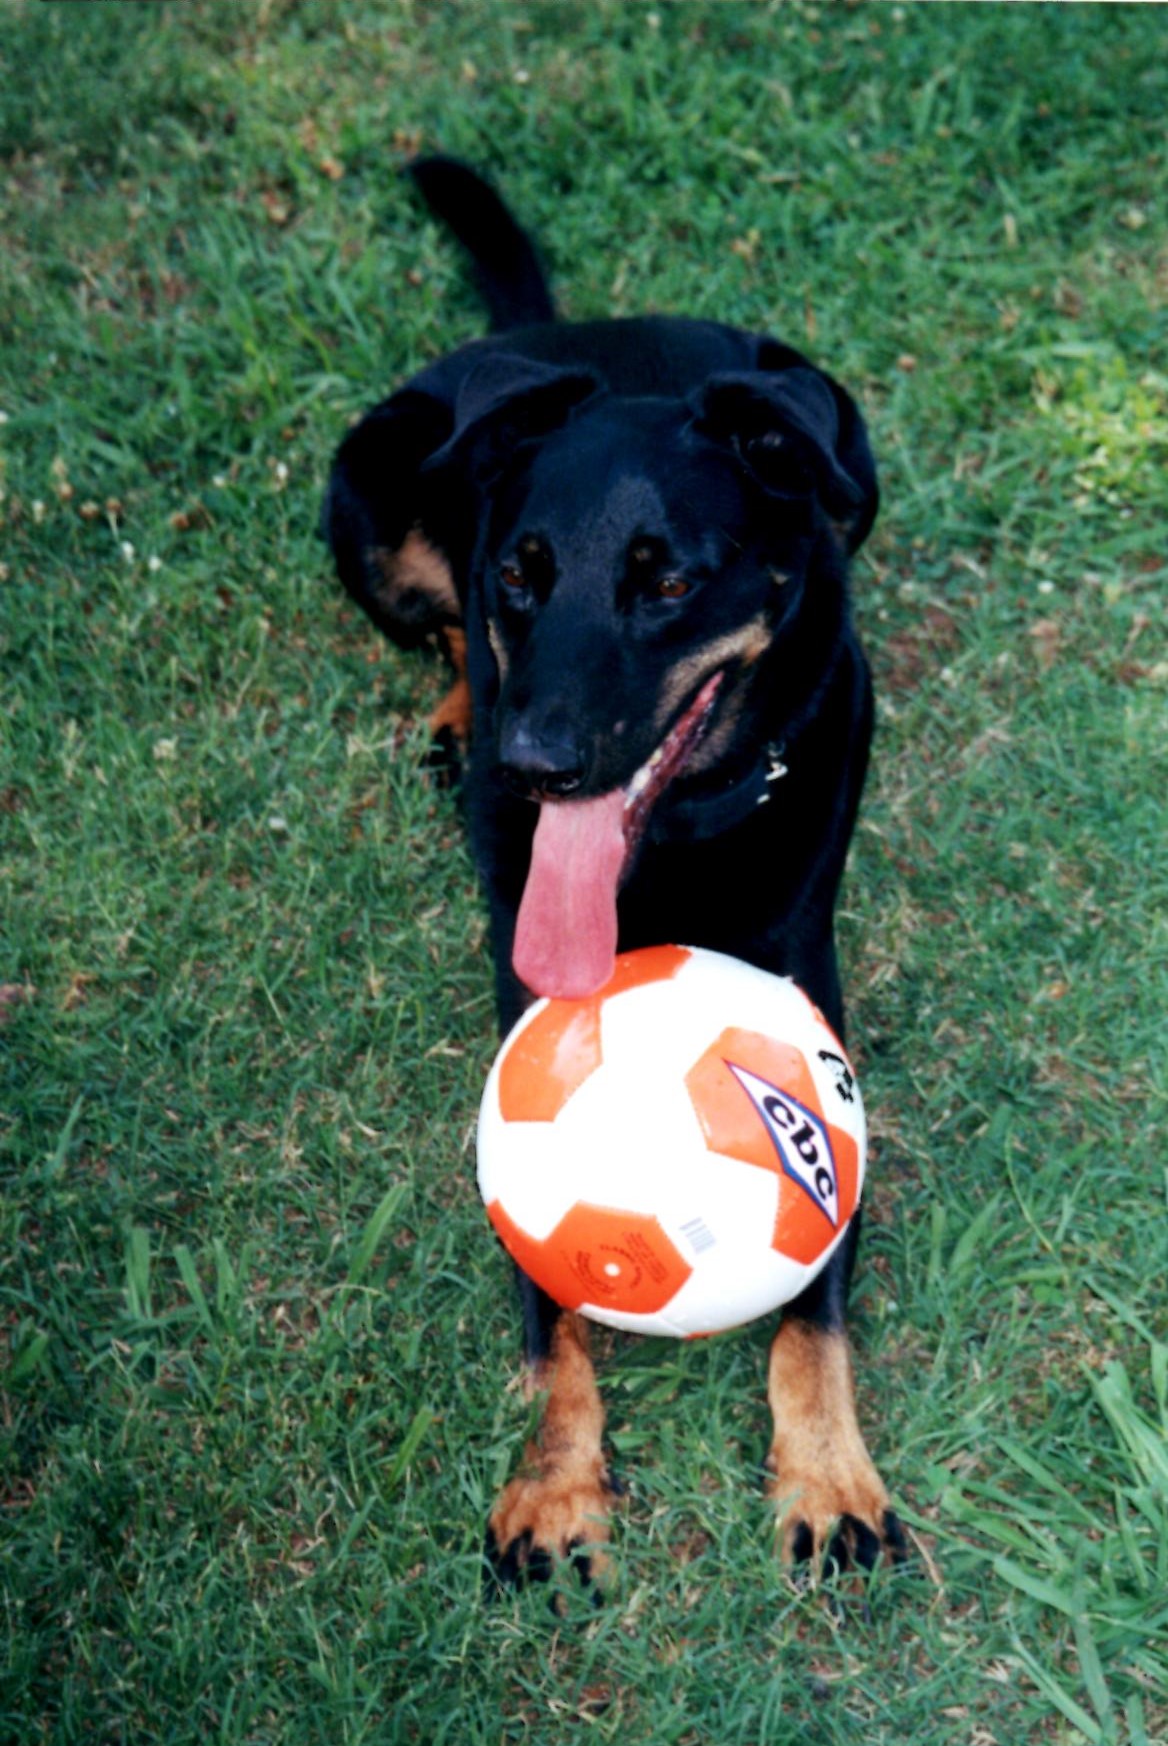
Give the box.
[684,1026,860,1266]
[603,942,691,996]
[497,944,692,1124]
[485,1198,585,1309]
[486,1197,693,1316]
[686,1027,821,1174]
[497,1001,604,1123]
[771,1120,859,1266]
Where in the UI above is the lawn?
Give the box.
[1,2,1166,1742]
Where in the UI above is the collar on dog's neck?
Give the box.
[647,742,788,845]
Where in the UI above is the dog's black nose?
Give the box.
[498,716,586,800]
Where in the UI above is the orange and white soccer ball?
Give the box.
[476,944,865,1338]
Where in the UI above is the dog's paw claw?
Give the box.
[789,1519,816,1568]
[880,1507,909,1563]
[484,1523,551,1595]
[484,1465,615,1603]
[824,1513,882,1577]
[784,1501,908,1595]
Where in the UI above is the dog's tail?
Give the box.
[406,155,556,332]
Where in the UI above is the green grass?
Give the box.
[2,2,1166,1741]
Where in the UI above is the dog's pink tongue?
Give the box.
[512,793,627,999]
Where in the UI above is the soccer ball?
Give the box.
[476,944,865,1338]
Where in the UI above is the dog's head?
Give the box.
[447,351,874,780]
[325,343,876,997]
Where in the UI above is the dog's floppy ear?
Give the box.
[323,385,463,648]
[323,354,601,649]
[692,359,878,554]
[422,351,601,484]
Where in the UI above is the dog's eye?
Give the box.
[500,537,554,601]
[625,538,688,604]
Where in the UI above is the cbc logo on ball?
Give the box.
[476,945,866,1338]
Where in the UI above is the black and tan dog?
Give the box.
[325,158,905,1590]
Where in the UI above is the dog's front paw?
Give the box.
[767,1449,906,1578]
[485,1456,617,1599]
[766,1319,907,1584]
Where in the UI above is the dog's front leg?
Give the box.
[764,1224,906,1577]
[486,1273,617,1598]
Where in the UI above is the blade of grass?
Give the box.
[346,1182,409,1285]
